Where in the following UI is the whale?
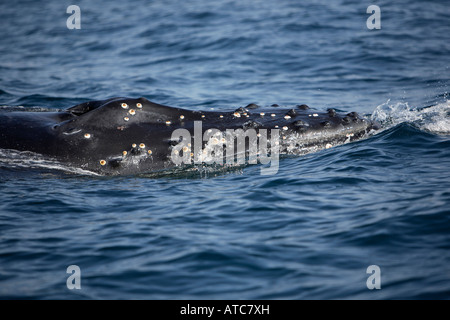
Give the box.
[0,97,378,175]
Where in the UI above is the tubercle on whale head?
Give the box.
[370,120,382,131]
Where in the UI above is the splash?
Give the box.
[371,100,450,134]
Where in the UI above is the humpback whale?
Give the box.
[0,97,378,175]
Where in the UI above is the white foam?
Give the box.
[0,105,60,112]
[0,149,100,176]
[371,100,450,134]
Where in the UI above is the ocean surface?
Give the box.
[0,0,449,300]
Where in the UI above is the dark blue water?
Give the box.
[1,0,449,299]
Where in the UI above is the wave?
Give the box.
[371,100,450,135]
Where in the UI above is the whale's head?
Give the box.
[51,98,378,175]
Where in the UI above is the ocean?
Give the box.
[0,0,449,299]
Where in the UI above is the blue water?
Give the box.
[0,0,449,299]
